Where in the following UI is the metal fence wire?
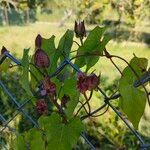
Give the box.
[0,51,150,150]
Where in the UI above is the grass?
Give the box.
[0,22,150,139]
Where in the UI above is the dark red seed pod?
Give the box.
[35,34,42,48]
[34,49,50,68]
[36,99,48,115]
[74,20,86,38]
[77,72,100,93]
[77,72,88,93]
[43,76,56,96]
[86,74,100,91]
[1,46,8,54]
[80,21,86,37]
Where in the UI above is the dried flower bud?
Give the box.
[77,73,100,93]
[34,49,50,68]
[86,74,100,91]
[1,46,8,54]
[36,99,48,115]
[40,89,47,97]
[74,20,86,38]
[77,72,88,93]
[35,34,42,48]
[61,95,70,108]
[43,76,56,96]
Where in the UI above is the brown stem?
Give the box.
[104,49,123,76]
[81,103,107,120]
[73,41,80,47]
[74,91,93,117]
[79,101,89,115]
[80,37,84,45]
[50,97,68,123]
[84,92,91,114]
[109,57,123,76]
[91,105,109,117]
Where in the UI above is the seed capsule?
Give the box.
[1,46,8,54]
[86,74,100,91]
[42,76,56,97]
[77,72,88,93]
[35,34,42,48]
[34,49,50,68]
[77,72,100,93]
[74,20,86,38]
[36,99,48,115]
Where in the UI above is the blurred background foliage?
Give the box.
[0,0,150,149]
[0,0,149,43]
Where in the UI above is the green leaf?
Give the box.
[75,26,110,71]
[39,113,84,150]
[30,56,43,90]
[57,29,74,59]
[15,134,26,150]
[79,26,106,53]
[0,58,11,72]
[20,49,33,97]
[41,35,58,74]
[26,128,45,150]
[119,56,148,129]
[59,76,80,119]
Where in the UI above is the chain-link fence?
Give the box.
[0,51,150,150]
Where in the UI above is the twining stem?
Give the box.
[80,37,84,45]
[73,41,80,47]
[49,97,68,123]
[84,92,91,114]
[74,91,93,117]
[79,101,89,115]
[91,105,109,117]
[104,49,123,76]
[81,103,107,120]
[109,57,123,75]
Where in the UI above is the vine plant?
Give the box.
[0,21,150,149]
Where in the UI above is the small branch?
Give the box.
[79,37,84,45]
[104,49,123,76]
[74,92,92,117]
[73,41,80,47]
[79,101,89,115]
[81,103,107,120]
[84,92,91,114]
[90,105,109,117]
[109,57,123,75]
[50,97,67,123]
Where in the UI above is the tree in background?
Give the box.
[0,0,18,25]
[75,0,110,24]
